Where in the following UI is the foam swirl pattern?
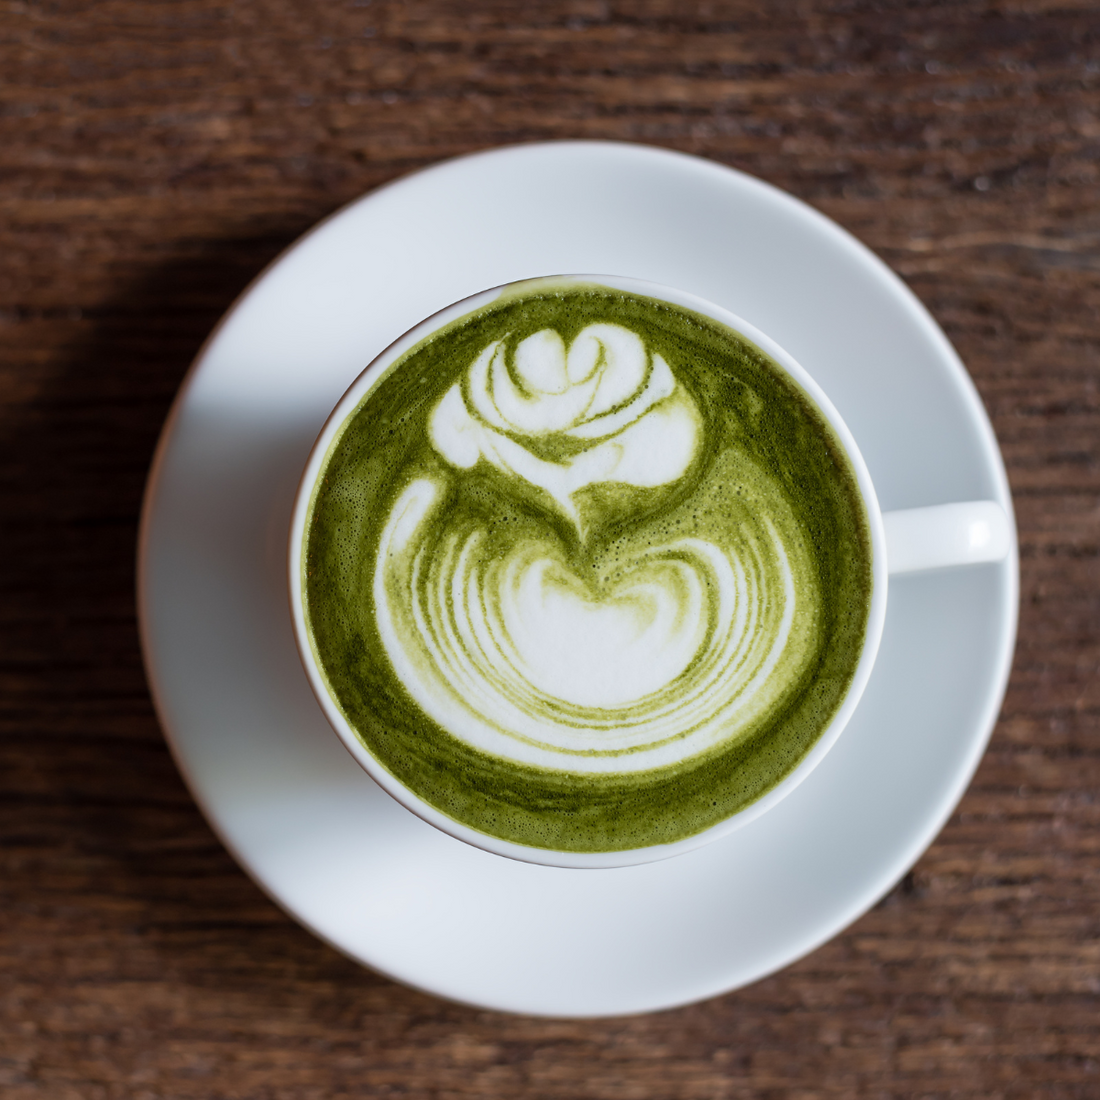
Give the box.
[302,287,872,852]
[375,470,813,773]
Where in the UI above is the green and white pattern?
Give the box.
[302,286,871,852]
[375,324,815,775]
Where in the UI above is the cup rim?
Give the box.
[287,274,889,869]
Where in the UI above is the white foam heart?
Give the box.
[373,478,811,774]
[502,557,707,709]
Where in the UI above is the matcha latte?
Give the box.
[297,281,874,856]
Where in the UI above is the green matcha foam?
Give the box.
[301,285,872,853]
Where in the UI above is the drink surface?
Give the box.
[301,285,872,852]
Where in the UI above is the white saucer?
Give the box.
[138,141,1018,1017]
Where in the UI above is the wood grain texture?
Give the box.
[1,1,1098,1097]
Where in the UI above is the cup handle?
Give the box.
[882,501,1012,575]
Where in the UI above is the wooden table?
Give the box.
[2,3,1098,1096]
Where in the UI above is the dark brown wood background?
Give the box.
[2,2,1098,1097]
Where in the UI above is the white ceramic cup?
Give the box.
[288,275,1011,869]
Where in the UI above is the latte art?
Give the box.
[375,324,817,775]
[302,285,873,853]
[428,324,699,530]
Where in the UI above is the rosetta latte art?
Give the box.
[372,323,818,774]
